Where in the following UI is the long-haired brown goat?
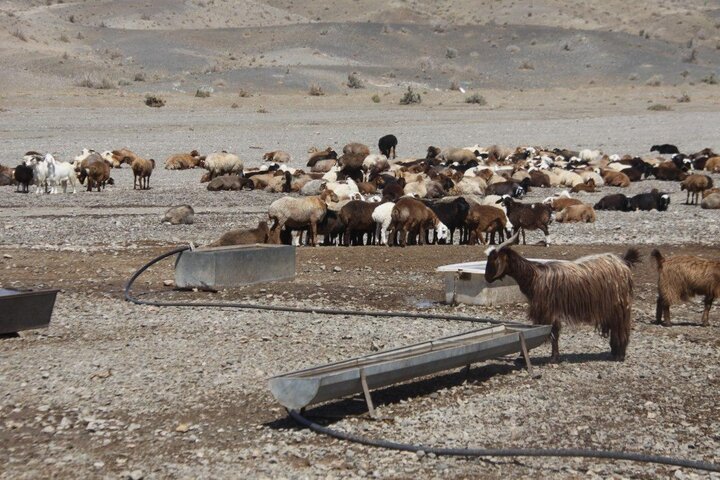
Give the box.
[651,249,720,327]
[485,233,640,361]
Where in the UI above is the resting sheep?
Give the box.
[206,175,254,191]
[555,204,596,223]
[208,221,276,246]
[485,233,639,361]
[263,151,291,163]
[162,205,194,225]
[701,193,720,209]
[165,150,203,170]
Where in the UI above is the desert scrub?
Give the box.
[645,74,663,86]
[144,94,165,107]
[347,72,364,89]
[308,84,324,96]
[465,93,487,105]
[647,103,671,111]
[399,86,421,105]
[371,93,381,103]
[75,73,115,89]
[677,93,691,103]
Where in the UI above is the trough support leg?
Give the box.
[359,368,377,419]
[518,332,541,379]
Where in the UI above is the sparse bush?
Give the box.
[347,72,364,89]
[465,93,487,105]
[257,106,269,113]
[145,94,165,108]
[68,14,75,23]
[445,47,458,59]
[645,74,663,86]
[519,60,534,70]
[701,73,718,85]
[59,33,69,42]
[648,103,671,111]
[399,86,421,105]
[195,86,213,97]
[75,73,116,89]
[238,89,251,97]
[12,29,28,42]
[140,13,151,21]
[308,83,324,96]
[628,73,638,81]
[76,32,84,39]
[371,93,380,103]
[118,78,131,86]
[449,79,461,91]
[134,72,146,82]
[677,93,691,103]
[506,44,520,54]
[230,102,239,108]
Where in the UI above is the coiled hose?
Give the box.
[124,245,720,473]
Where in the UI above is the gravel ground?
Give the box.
[2,106,720,479]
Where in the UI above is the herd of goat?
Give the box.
[3,137,720,362]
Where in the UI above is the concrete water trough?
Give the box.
[437,259,557,306]
[174,243,295,290]
[0,288,59,335]
[269,324,551,413]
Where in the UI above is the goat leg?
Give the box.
[702,296,713,326]
[550,321,561,363]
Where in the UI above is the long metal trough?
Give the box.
[269,324,551,411]
[0,288,58,334]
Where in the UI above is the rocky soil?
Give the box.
[1,106,720,479]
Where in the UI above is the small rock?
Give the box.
[176,423,190,433]
[333,266,342,272]
[93,461,104,469]
[3,254,12,259]
[129,470,144,480]
[163,280,174,287]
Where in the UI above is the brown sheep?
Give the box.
[555,204,596,223]
[701,193,720,209]
[165,150,202,170]
[306,147,338,167]
[543,195,584,212]
[342,142,370,157]
[208,221,277,247]
[357,181,377,195]
[570,179,597,193]
[599,169,630,187]
[207,175,254,191]
[680,174,714,205]
[388,197,448,247]
[704,156,720,173]
[131,157,155,190]
[310,159,337,173]
[702,187,720,198]
[652,161,688,181]
[103,148,140,168]
[652,249,720,326]
[263,150,291,163]
[84,158,111,192]
[465,205,509,245]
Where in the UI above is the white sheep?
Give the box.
[324,177,359,201]
[267,191,337,247]
[371,201,395,245]
[579,149,601,162]
[46,154,77,194]
[203,151,244,180]
[25,154,49,194]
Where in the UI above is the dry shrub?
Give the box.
[308,84,324,96]
[399,86,421,105]
[371,93,381,103]
[648,103,671,111]
[645,74,663,86]
[347,72,364,89]
[465,93,487,105]
[145,94,165,107]
[677,93,691,103]
[75,73,115,89]
[12,29,28,42]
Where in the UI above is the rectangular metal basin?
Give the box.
[174,243,295,289]
[0,288,58,334]
[269,324,551,411]
[437,259,558,306]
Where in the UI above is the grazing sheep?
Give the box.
[485,234,640,361]
[131,157,155,190]
[165,150,203,170]
[426,197,470,244]
[499,196,553,245]
[378,134,398,159]
[267,190,338,247]
[594,193,631,211]
[14,164,32,193]
[203,152,244,180]
[206,175,254,191]
[651,144,679,155]
[701,193,720,209]
[162,205,194,225]
[389,197,449,247]
[556,204,596,223]
[680,174,713,205]
[465,204,511,245]
[651,249,720,327]
[208,221,276,246]
[339,200,378,246]
[263,150,291,163]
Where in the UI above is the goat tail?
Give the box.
[622,248,641,268]
[650,249,664,270]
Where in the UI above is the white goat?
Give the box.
[46,154,77,194]
[25,154,49,194]
[371,201,396,246]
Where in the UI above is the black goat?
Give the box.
[498,196,552,245]
[628,189,670,211]
[651,144,680,155]
[594,193,631,211]
[378,134,398,159]
[486,178,530,198]
[425,197,470,244]
[14,164,33,193]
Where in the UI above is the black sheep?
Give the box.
[628,189,670,211]
[378,134,398,159]
[594,193,631,211]
[14,164,33,193]
[425,197,470,244]
[651,144,680,155]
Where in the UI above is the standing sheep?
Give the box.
[267,190,338,247]
[131,157,155,190]
[203,152,244,180]
[378,134,397,159]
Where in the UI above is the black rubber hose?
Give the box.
[123,245,522,326]
[289,410,720,473]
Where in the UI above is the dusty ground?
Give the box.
[1,101,720,479]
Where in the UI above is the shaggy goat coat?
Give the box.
[485,246,639,360]
[651,249,720,326]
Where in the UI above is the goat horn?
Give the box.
[484,230,520,256]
